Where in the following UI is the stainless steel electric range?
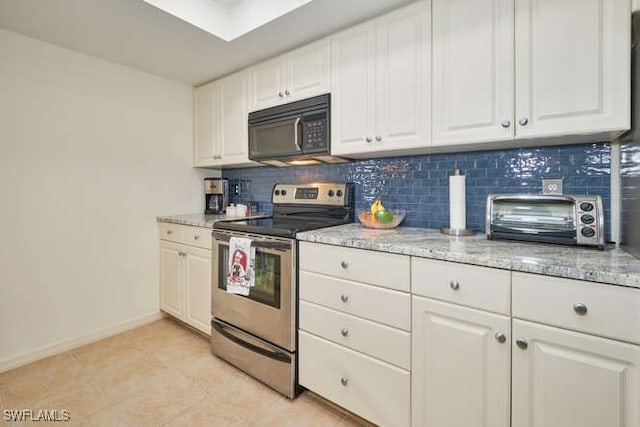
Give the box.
[210,182,354,399]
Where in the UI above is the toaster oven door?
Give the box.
[488,197,577,243]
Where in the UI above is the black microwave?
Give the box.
[248,94,347,167]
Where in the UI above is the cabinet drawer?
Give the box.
[300,242,410,292]
[184,226,211,249]
[513,272,640,345]
[158,222,185,243]
[299,331,410,427]
[299,270,410,331]
[412,257,511,315]
[300,301,410,369]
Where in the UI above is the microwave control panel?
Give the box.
[303,116,327,149]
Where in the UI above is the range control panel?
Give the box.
[272,183,351,206]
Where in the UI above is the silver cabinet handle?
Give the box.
[518,116,529,126]
[193,235,200,240]
[340,328,349,337]
[340,261,349,269]
[516,339,528,350]
[278,92,284,98]
[340,294,349,303]
[365,137,373,143]
[495,332,507,343]
[375,136,382,142]
[500,119,511,128]
[285,89,290,96]
[449,280,460,290]
[573,303,588,315]
[340,377,348,386]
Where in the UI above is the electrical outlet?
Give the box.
[542,178,563,195]
[232,183,240,196]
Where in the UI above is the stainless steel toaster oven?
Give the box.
[486,194,604,249]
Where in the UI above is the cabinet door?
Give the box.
[375,0,431,152]
[412,296,511,427]
[159,241,183,319]
[432,0,514,145]
[515,0,630,138]
[219,70,251,166]
[250,56,286,111]
[286,39,331,103]
[330,21,376,155]
[184,246,212,335]
[193,81,220,167]
[512,319,640,427]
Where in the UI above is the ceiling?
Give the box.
[0,0,414,87]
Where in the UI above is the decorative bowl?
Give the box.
[358,209,406,230]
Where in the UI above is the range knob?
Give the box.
[580,202,594,212]
[328,190,335,197]
[581,214,594,224]
[336,189,343,197]
[281,189,287,196]
[581,227,596,238]
[274,190,280,196]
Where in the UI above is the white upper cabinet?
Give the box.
[193,80,219,166]
[193,70,255,168]
[250,39,331,111]
[433,0,630,146]
[515,0,630,138]
[432,0,514,145]
[331,0,431,157]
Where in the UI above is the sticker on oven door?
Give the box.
[227,237,255,296]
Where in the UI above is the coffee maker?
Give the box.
[204,178,229,214]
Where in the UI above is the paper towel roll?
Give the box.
[449,174,466,230]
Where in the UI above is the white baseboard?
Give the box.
[0,311,165,374]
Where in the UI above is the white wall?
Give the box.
[0,29,211,370]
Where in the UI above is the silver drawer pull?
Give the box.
[193,235,200,240]
[340,261,349,269]
[494,332,507,344]
[449,280,460,290]
[340,294,349,303]
[573,303,588,315]
[340,377,348,386]
[516,339,528,350]
[340,328,349,337]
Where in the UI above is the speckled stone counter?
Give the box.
[297,224,640,289]
[156,213,268,228]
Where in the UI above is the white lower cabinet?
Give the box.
[411,257,511,427]
[412,297,511,427]
[512,319,640,427]
[511,272,640,427]
[158,222,211,335]
[299,242,410,427]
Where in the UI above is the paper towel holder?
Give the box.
[441,168,475,236]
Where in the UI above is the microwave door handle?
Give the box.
[293,117,302,152]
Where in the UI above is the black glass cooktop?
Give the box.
[214,216,348,238]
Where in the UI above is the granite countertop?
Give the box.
[157,213,269,228]
[297,224,640,289]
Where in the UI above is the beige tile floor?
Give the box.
[0,318,373,426]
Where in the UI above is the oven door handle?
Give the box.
[212,232,292,250]
[212,319,291,364]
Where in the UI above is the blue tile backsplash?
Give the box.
[222,143,612,238]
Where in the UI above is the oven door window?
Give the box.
[217,244,282,308]
[492,200,575,233]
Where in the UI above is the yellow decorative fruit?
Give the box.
[369,198,386,216]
